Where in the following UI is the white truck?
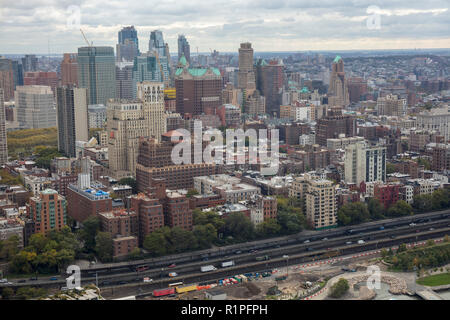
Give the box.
[221,261,235,268]
[200,265,217,273]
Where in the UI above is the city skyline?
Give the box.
[0,1,449,54]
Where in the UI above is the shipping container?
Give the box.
[176,285,197,294]
[153,288,175,297]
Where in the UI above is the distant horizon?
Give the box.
[2,47,450,58]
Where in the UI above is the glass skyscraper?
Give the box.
[118,26,138,47]
[117,26,139,62]
[178,35,190,64]
[147,30,170,87]
[148,30,166,57]
[77,46,116,105]
[132,54,163,98]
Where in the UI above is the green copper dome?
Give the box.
[333,55,342,63]
[179,54,187,66]
[300,87,310,93]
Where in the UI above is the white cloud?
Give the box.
[0,0,448,53]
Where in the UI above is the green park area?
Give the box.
[417,273,450,287]
[7,127,58,159]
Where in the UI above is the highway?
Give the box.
[81,209,450,275]
[2,209,449,290]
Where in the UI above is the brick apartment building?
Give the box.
[315,108,356,146]
[374,183,400,210]
[27,189,67,234]
[66,182,112,222]
[129,192,164,246]
[98,208,138,258]
[135,137,220,191]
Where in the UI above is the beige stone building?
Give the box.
[107,81,166,178]
[377,94,407,117]
[289,174,337,230]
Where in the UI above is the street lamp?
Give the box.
[283,255,289,277]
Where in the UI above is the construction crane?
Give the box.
[80,29,93,47]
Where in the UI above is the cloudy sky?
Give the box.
[0,0,449,54]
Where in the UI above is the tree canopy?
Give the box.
[337,202,370,226]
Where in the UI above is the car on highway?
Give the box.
[234,250,242,254]
[0,279,7,283]
[168,264,176,268]
[18,279,26,283]
[306,247,313,251]
[346,241,352,245]
[357,240,365,244]
[50,277,58,281]
[390,235,396,239]
[119,281,128,285]
[409,223,416,227]
[321,238,328,241]
[429,228,435,231]
[29,277,37,281]
[168,272,178,277]
[303,240,310,243]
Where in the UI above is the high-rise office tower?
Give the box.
[107,100,145,178]
[148,30,166,57]
[0,58,15,101]
[77,46,116,105]
[344,142,386,186]
[328,56,349,107]
[148,30,171,87]
[238,42,256,90]
[136,82,166,140]
[117,38,139,63]
[0,89,7,165]
[119,26,138,47]
[21,54,38,72]
[175,56,222,115]
[116,61,134,100]
[56,87,89,157]
[117,26,139,62]
[11,60,24,89]
[256,59,284,116]
[178,35,190,65]
[118,26,139,49]
[15,85,56,129]
[61,53,78,86]
[107,82,166,178]
[131,54,163,98]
